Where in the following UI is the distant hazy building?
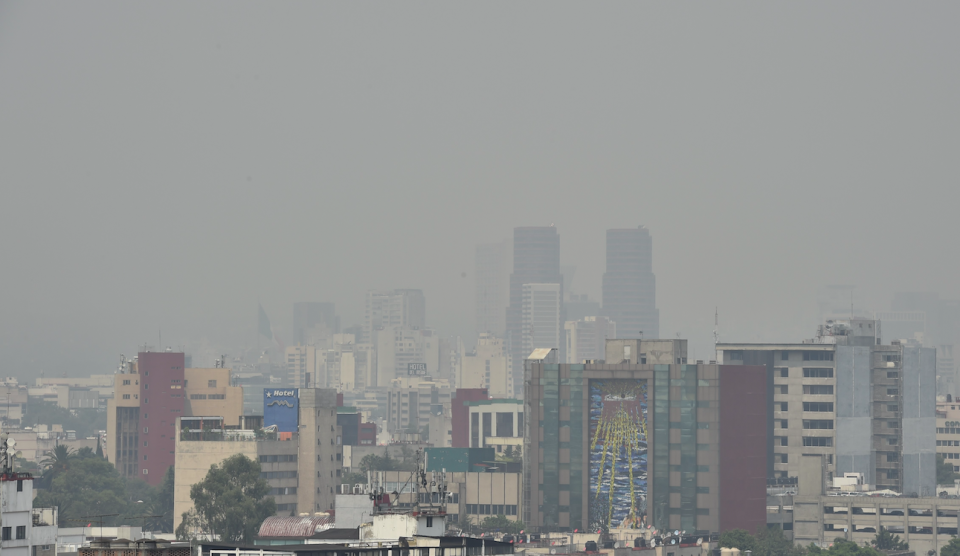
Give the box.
[475,241,509,338]
[321,334,376,392]
[364,289,426,344]
[717,318,937,496]
[293,302,339,346]
[460,334,512,397]
[521,283,562,361]
[506,227,562,393]
[375,326,440,387]
[563,293,600,322]
[286,345,321,389]
[602,226,658,339]
[565,316,616,364]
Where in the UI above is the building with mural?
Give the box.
[523,341,767,535]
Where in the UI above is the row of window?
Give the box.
[268,487,297,496]
[804,419,834,429]
[938,440,960,447]
[803,402,834,412]
[938,428,960,434]
[803,437,833,447]
[260,454,298,463]
[261,471,298,479]
[465,504,518,516]
[1,526,26,540]
[803,368,834,378]
[190,394,226,400]
[944,453,960,460]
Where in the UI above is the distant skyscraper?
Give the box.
[521,283,562,363]
[506,227,562,388]
[363,289,426,344]
[602,226,658,339]
[292,302,339,346]
[564,316,616,363]
[475,240,509,338]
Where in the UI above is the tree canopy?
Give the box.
[941,537,960,556]
[478,514,524,535]
[871,527,908,551]
[808,538,881,556]
[938,454,958,485]
[176,454,275,543]
[22,399,106,439]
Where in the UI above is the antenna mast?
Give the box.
[713,308,719,345]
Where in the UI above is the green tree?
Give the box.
[871,527,908,550]
[809,539,880,556]
[342,471,368,486]
[938,454,958,485]
[22,400,106,439]
[156,466,175,532]
[720,529,758,554]
[941,537,960,556]
[756,525,805,556]
[479,514,524,535]
[176,454,275,543]
[34,454,128,527]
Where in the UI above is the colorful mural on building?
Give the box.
[588,379,648,530]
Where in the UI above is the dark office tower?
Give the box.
[506,227,562,390]
[293,302,339,345]
[602,226,659,339]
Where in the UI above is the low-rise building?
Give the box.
[0,468,57,556]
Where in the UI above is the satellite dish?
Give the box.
[6,438,15,448]
[674,530,680,536]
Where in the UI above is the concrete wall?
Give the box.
[173,435,257,531]
[836,346,874,485]
[335,494,374,528]
[902,346,937,496]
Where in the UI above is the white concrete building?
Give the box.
[0,472,57,556]
[375,326,439,387]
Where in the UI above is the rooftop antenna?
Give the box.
[713,308,719,345]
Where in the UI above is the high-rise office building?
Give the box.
[475,241,509,338]
[521,283,562,361]
[293,302,339,346]
[717,318,937,496]
[523,340,767,534]
[364,289,426,344]
[506,227,562,390]
[602,227,658,340]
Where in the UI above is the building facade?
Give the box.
[293,302,339,346]
[364,289,426,344]
[717,319,937,496]
[106,352,244,484]
[475,240,509,338]
[523,344,767,534]
[506,227,562,395]
[601,227,658,340]
[459,334,512,398]
[0,471,57,556]
[521,283,562,363]
[565,316,617,364]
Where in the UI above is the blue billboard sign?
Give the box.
[263,388,299,433]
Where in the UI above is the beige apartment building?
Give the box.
[459,334,511,397]
[936,400,960,473]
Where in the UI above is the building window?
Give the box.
[804,385,834,395]
[1,527,9,541]
[803,368,834,378]
[17,480,23,492]
[803,352,834,361]
[208,380,217,388]
[16,526,26,540]
[426,517,434,527]
[779,368,789,377]
[803,402,834,412]
[123,380,131,385]
[781,352,789,361]
[123,394,131,399]
[803,437,833,447]
[803,419,834,429]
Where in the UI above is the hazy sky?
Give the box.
[1,2,958,377]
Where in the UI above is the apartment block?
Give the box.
[460,334,512,398]
[466,398,523,453]
[364,289,426,344]
[106,352,244,484]
[375,326,439,387]
[717,318,937,496]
